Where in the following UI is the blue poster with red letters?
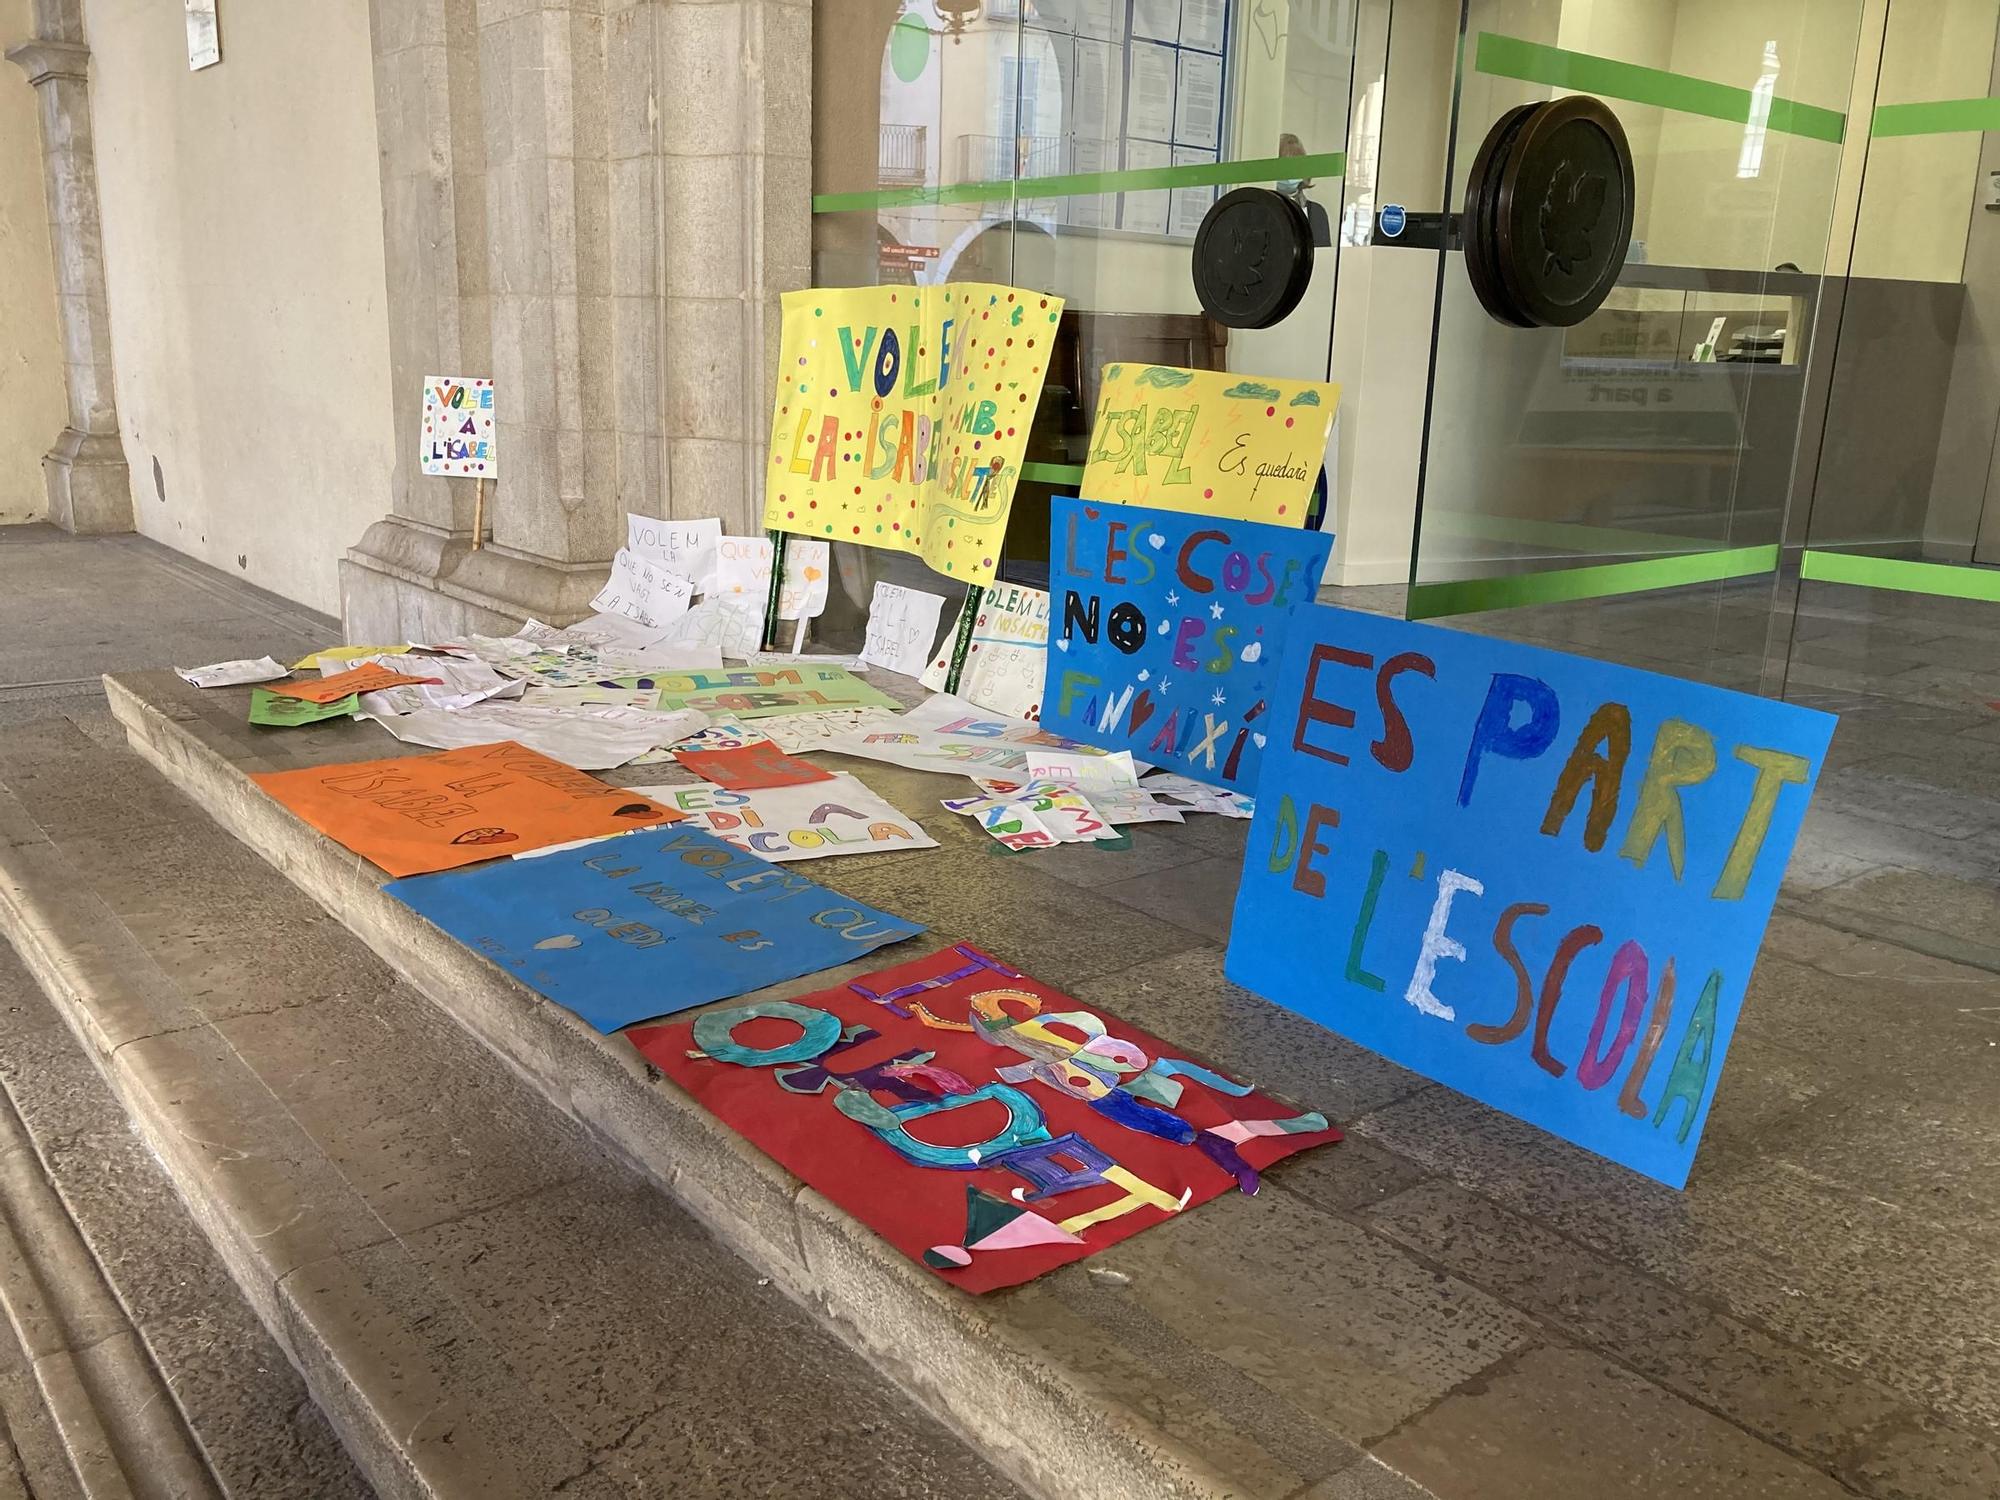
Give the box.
[1042,497,1332,793]
[1225,606,1835,1187]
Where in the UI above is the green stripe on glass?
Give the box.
[1406,545,1779,619]
[1800,550,2000,601]
[1474,33,1845,144]
[811,152,1346,215]
[1019,461,1085,485]
[1871,98,2000,137]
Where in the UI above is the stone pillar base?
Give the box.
[340,515,610,643]
[43,429,132,534]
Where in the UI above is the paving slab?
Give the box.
[82,666,2000,1498]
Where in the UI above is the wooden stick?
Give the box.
[472,477,487,551]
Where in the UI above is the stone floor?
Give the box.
[2,523,1998,1497]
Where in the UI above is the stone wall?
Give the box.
[0,0,65,524]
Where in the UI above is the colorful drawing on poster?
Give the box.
[674,741,834,790]
[652,774,939,862]
[639,666,898,720]
[252,740,681,877]
[1081,365,1338,527]
[1042,497,1331,794]
[629,943,1340,1292]
[264,662,441,704]
[1226,607,1837,1189]
[922,583,1050,721]
[942,780,1119,844]
[248,688,359,727]
[762,282,1065,586]
[384,825,925,1030]
[859,582,949,678]
[420,375,496,477]
[818,693,1101,777]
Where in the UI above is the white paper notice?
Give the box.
[1172,50,1222,149]
[920,582,1050,721]
[1121,138,1173,235]
[1132,0,1180,41]
[176,657,289,689]
[1179,0,1225,51]
[1073,0,1126,41]
[362,701,709,769]
[859,582,949,678]
[1170,146,1220,238]
[343,656,525,715]
[625,513,721,590]
[1069,37,1124,141]
[590,548,696,629]
[651,773,938,863]
[1067,137,1117,229]
[1126,46,1177,140]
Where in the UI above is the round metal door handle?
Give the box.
[1191,187,1315,329]
[1464,94,1636,328]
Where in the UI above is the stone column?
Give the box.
[342,0,812,641]
[6,8,133,534]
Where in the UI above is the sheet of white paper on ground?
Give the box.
[176,657,289,689]
[945,780,1119,843]
[361,701,709,769]
[969,801,1059,851]
[920,583,1050,721]
[756,708,903,755]
[644,773,938,862]
[590,548,696,629]
[860,581,949,678]
[1142,771,1254,817]
[746,652,866,670]
[625,513,720,590]
[1026,748,1141,791]
[624,719,766,765]
[519,683,663,710]
[971,774,1182,827]
[340,656,526,715]
[819,694,1104,777]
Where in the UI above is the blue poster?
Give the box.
[1225,608,1836,1187]
[386,825,925,1033]
[1043,497,1333,792]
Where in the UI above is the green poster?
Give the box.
[249,687,361,727]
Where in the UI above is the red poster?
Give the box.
[630,943,1340,1293]
[264,662,439,703]
[674,741,833,790]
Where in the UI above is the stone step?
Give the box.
[0,713,1023,1500]
[93,669,1440,1500]
[0,939,367,1500]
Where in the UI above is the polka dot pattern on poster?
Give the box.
[759,285,1064,586]
[420,375,497,478]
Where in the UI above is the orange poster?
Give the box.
[251,741,681,877]
[264,662,440,704]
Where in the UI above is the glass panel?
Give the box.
[1776,0,2000,955]
[809,2,1377,645]
[1404,0,1868,695]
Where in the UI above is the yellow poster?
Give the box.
[763,283,1064,586]
[1081,365,1340,527]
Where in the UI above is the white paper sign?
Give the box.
[650,773,938,862]
[714,535,832,621]
[920,583,1050,721]
[420,376,496,477]
[360,701,709,769]
[591,548,696,629]
[339,655,525,715]
[944,780,1121,843]
[860,582,949,678]
[1026,747,1141,792]
[626,513,721,590]
[756,708,902,754]
[818,693,1103,777]
[175,656,289,688]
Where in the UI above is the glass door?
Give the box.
[1403,0,1871,694]
[808,0,1384,634]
